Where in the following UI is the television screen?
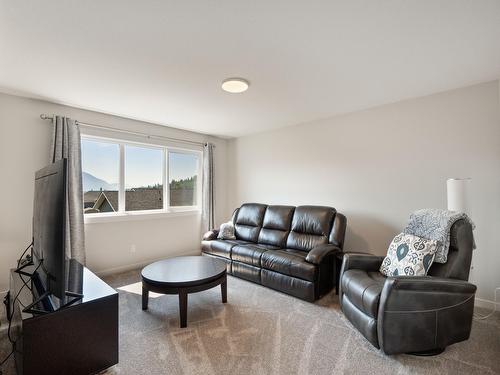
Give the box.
[32,158,68,299]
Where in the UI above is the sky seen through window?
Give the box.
[81,139,199,189]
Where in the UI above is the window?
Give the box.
[81,135,201,217]
[82,139,120,214]
[168,151,199,207]
[125,145,163,211]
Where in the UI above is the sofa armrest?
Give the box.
[202,229,219,241]
[305,244,340,265]
[378,276,477,354]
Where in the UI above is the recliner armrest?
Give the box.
[379,276,477,312]
[378,276,477,354]
[340,253,385,273]
[338,253,385,307]
[382,276,476,295]
[202,229,219,241]
[305,244,340,265]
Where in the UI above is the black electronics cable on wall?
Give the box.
[0,242,39,375]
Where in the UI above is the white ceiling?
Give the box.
[1,1,499,138]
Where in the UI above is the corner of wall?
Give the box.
[225,138,237,217]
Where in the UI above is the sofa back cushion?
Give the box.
[286,206,336,251]
[258,205,295,247]
[234,203,267,242]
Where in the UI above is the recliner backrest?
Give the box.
[286,206,336,251]
[233,203,267,242]
[258,205,295,247]
[427,219,474,281]
[330,213,347,249]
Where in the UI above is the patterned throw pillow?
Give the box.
[380,233,438,277]
[217,221,236,240]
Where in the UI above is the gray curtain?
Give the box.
[202,143,215,232]
[50,116,86,264]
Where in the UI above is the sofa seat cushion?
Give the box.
[261,249,317,282]
[255,243,280,250]
[203,239,252,259]
[232,244,280,266]
[232,245,266,266]
[341,269,386,318]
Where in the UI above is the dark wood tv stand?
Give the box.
[8,261,118,375]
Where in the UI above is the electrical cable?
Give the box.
[7,251,42,340]
[8,261,42,323]
[0,261,41,373]
[0,244,41,373]
[0,348,14,375]
[473,287,500,320]
[13,242,37,305]
[18,274,32,293]
[6,275,31,343]
[16,242,34,292]
[16,241,33,269]
[7,263,42,323]
[0,286,24,373]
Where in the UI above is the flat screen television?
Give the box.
[32,158,68,299]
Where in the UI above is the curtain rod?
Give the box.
[40,114,208,147]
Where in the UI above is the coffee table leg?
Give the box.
[142,284,149,310]
[179,292,188,328]
[221,276,227,303]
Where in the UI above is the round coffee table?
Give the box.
[141,256,227,328]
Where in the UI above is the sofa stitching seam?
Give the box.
[384,294,474,314]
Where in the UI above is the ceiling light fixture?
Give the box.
[221,78,249,93]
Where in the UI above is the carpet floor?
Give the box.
[1,269,499,374]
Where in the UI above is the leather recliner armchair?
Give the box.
[202,203,347,301]
[339,219,476,355]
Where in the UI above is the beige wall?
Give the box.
[0,93,228,292]
[227,81,500,302]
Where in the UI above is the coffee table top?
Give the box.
[141,256,226,287]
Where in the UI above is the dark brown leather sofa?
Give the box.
[339,219,476,355]
[201,203,347,301]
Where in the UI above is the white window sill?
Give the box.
[84,208,201,224]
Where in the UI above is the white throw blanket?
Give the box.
[403,208,475,264]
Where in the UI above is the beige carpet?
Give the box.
[1,269,499,374]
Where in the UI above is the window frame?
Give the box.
[167,148,203,212]
[81,133,202,224]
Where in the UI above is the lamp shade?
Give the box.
[447,178,471,214]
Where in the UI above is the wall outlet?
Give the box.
[130,244,136,253]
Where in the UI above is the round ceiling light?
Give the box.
[221,78,249,93]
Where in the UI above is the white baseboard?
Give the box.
[93,250,202,277]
